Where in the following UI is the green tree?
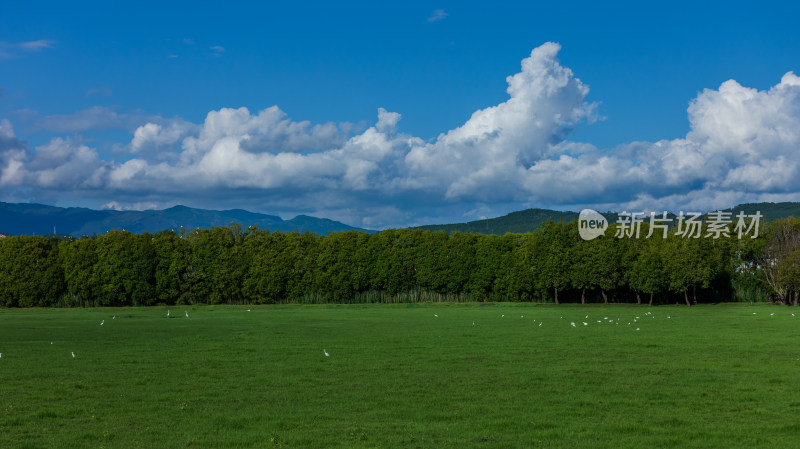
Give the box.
[242,230,290,304]
[777,248,800,305]
[59,237,98,306]
[491,234,526,301]
[314,231,368,302]
[152,230,192,305]
[186,224,250,304]
[572,232,624,304]
[445,232,478,295]
[368,229,418,296]
[627,236,667,306]
[415,231,449,294]
[93,230,156,306]
[467,234,507,301]
[284,231,320,302]
[761,218,800,304]
[0,236,64,307]
[662,234,712,306]
[538,222,575,304]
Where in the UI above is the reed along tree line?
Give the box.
[1,217,799,307]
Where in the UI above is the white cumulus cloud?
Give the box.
[404,42,595,200]
[518,69,800,211]
[0,132,105,190]
[131,121,195,154]
[3,43,800,228]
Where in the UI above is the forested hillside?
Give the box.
[1,215,797,308]
[0,202,367,236]
[415,209,587,234]
[3,201,799,238]
[416,202,800,235]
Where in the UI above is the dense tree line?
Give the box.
[0,217,798,307]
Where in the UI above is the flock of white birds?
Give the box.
[0,310,193,360]
[165,310,190,318]
[437,309,676,333]
[1,307,796,362]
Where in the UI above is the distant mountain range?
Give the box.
[2,201,799,237]
[0,202,368,236]
[415,202,800,235]
[415,209,594,234]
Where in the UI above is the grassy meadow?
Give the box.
[1,303,799,448]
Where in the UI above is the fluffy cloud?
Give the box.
[0,119,18,141]
[2,43,800,228]
[27,138,105,189]
[0,120,105,192]
[0,120,27,186]
[131,121,197,155]
[119,42,590,201]
[404,42,594,200]
[514,70,800,212]
[187,106,348,156]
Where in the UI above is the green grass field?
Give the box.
[2,303,799,448]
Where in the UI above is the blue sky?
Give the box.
[2,1,799,228]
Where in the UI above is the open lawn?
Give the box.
[1,303,799,448]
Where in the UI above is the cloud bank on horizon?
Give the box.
[1,42,799,228]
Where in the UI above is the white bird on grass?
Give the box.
[100,320,104,326]
[71,352,75,358]
[167,310,170,317]
[323,349,330,357]
[434,314,438,318]
[539,322,543,327]
[185,311,189,318]
[570,322,576,327]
